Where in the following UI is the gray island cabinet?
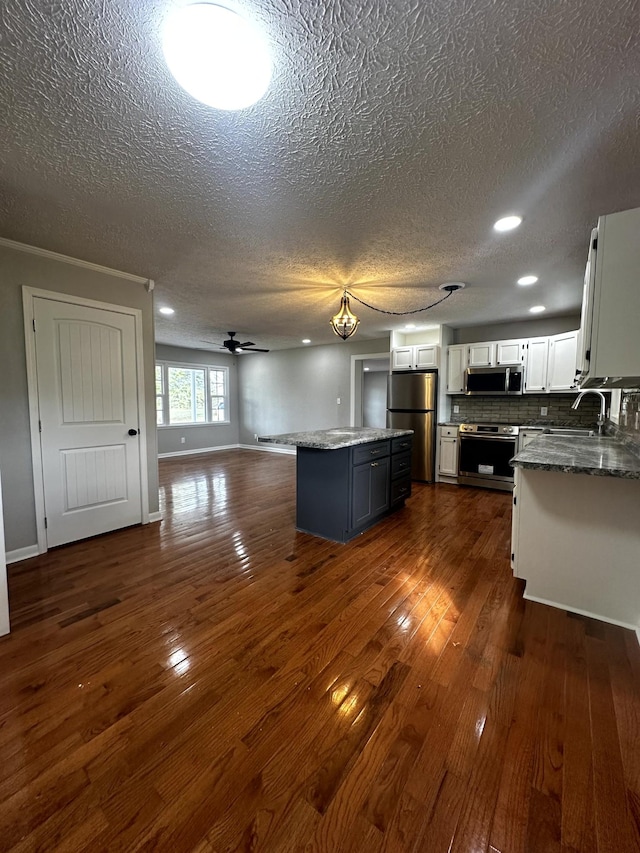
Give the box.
[258,428,413,543]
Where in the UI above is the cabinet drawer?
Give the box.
[391,452,412,479]
[391,477,412,504]
[391,435,413,455]
[440,426,459,437]
[352,440,390,465]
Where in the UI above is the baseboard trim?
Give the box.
[6,545,41,564]
[147,512,163,523]
[523,591,638,633]
[239,443,296,456]
[158,444,240,459]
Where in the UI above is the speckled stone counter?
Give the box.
[258,426,413,450]
[511,434,640,479]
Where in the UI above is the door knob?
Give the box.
[128,428,139,436]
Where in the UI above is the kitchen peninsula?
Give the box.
[511,432,640,633]
[258,427,413,543]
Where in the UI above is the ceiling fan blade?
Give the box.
[237,341,254,347]
[244,347,270,353]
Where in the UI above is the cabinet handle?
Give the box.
[371,462,379,467]
[370,448,382,455]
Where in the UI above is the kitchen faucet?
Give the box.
[571,389,608,435]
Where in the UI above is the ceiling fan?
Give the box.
[202,331,270,354]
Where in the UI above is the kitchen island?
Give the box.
[511,433,640,633]
[258,427,413,543]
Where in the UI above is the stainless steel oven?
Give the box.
[458,423,519,491]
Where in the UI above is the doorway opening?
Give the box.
[350,353,391,428]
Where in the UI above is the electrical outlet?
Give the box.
[453,404,460,414]
[180,436,186,444]
[337,397,341,405]
[540,407,548,416]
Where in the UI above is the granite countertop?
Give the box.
[258,427,413,450]
[511,434,640,479]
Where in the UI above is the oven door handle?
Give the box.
[459,435,517,441]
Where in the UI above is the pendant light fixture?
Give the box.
[330,283,465,340]
[330,291,360,340]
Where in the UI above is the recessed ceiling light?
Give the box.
[405,323,416,329]
[159,306,175,315]
[494,215,522,232]
[302,339,311,344]
[364,367,370,371]
[162,3,272,111]
[529,305,546,314]
[517,275,538,286]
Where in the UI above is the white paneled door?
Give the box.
[34,298,143,548]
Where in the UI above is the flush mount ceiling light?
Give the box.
[330,283,465,341]
[159,306,175,315]
[162,3,272,111]
[517,275,538,285]
[302,338,311,344]
[530,305,546,313]
[494,215,522,232]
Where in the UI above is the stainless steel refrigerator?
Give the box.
[386,370,437,482]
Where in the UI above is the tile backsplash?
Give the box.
[618,390,640,440]
[448,393,603,426]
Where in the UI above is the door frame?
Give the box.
[22,287,150,554]
[349,352,391,426]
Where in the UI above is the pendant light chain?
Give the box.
[344,288,453,316]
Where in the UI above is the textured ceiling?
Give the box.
[0,0,638,351]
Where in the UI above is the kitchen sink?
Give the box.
[542,428,597,437]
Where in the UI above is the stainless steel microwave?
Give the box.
[464,366,524,395]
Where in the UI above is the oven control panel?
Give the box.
[459,423,520,435]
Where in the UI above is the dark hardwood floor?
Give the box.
[1,449,639,852]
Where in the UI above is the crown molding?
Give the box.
[0,236,150,285]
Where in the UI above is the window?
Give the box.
[156,362,229,426]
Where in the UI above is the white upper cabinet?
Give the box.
[446,344,466,394]
[391,344,439,371]
[525,337,549,393]
[414,344,439,369]
[495,339,525,366]
[467,342,496,367]
[548,331,579,391]
[577,206,640,388]
[391,347,414,370]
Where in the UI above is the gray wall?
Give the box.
[156,344,240,454]
[363,371,387,428]
[238,337,390,445]
[0,243,158,552]
[453,315,581,344]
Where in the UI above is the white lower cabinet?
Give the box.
[518,428,544,452]
[437,426,459,479]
